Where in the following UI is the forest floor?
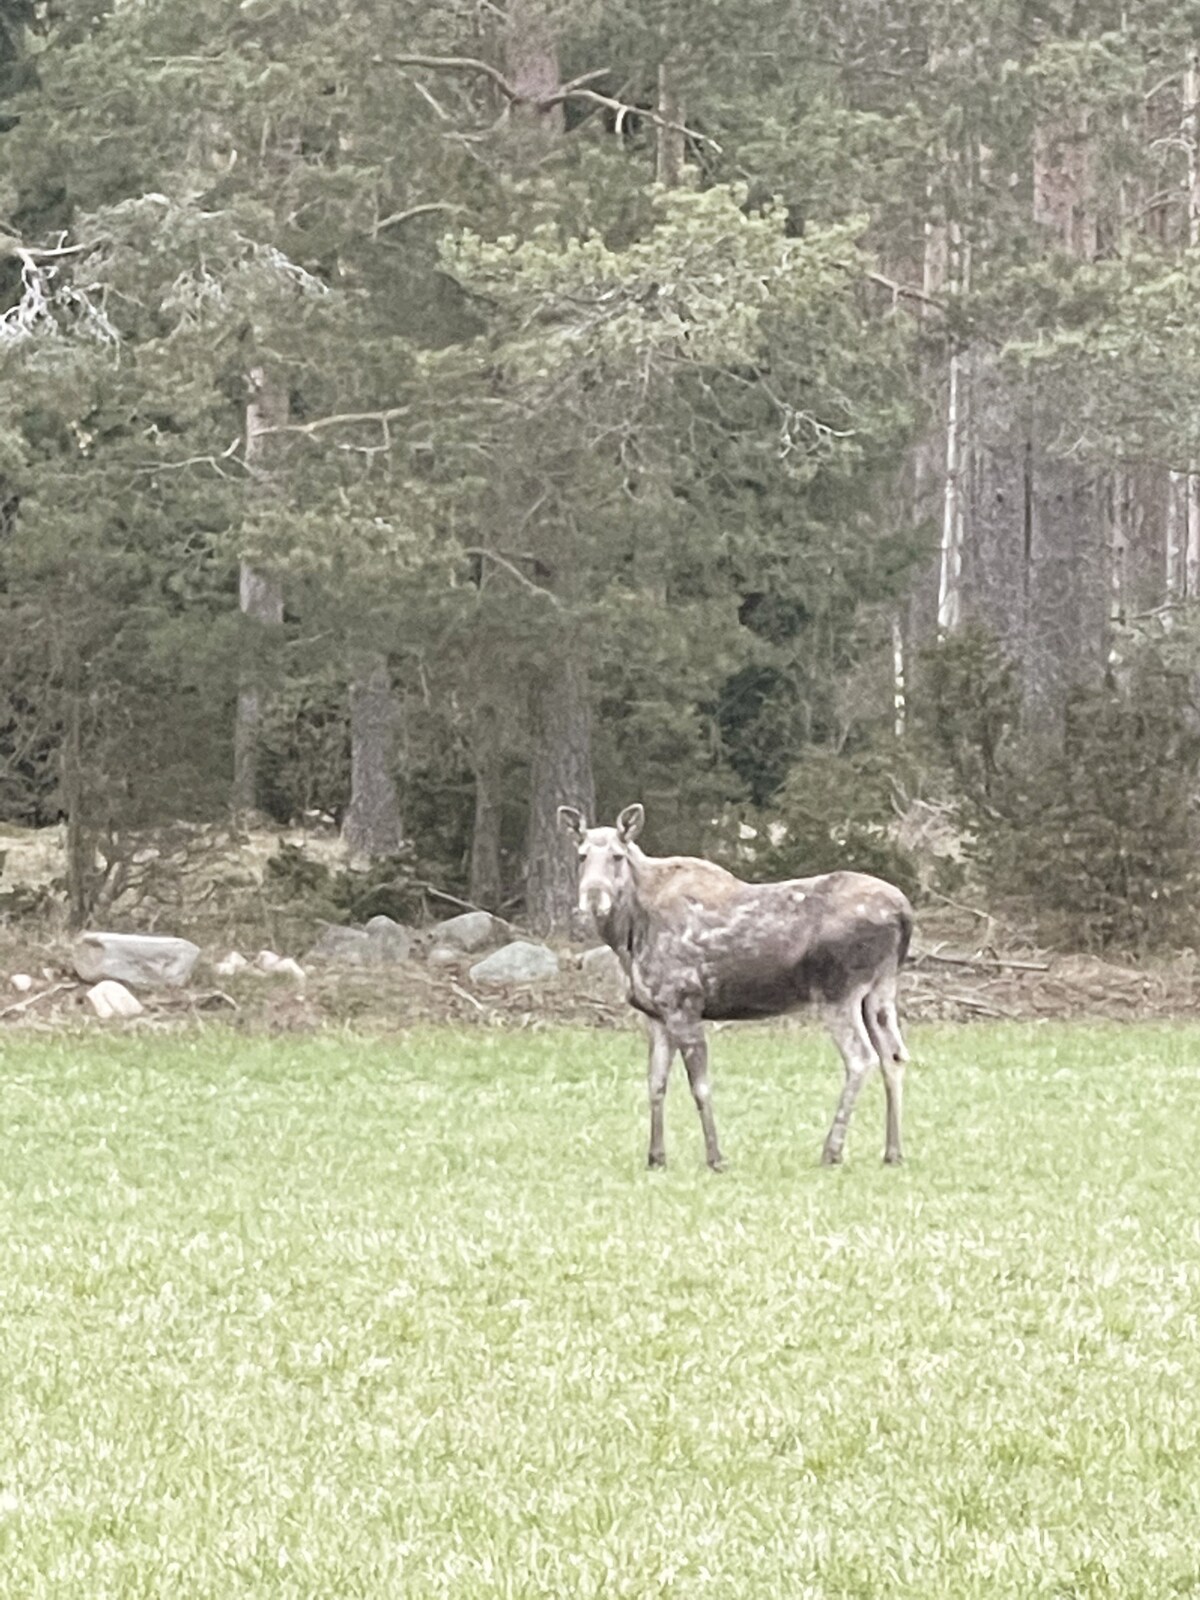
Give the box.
[3,821,1200,1030]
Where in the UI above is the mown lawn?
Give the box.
[1,1021,1199,1598]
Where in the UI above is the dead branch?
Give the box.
[389,55,720,152]
[462,546,561,606]
[373,202,465,237]
[915,950,1049,973]
[449,981,487,1013]
[0,981,78,1020]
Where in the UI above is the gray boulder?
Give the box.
[432,911,504,953]
[306,925,372,965]
[580,944,625,993]
[365,915,413,961]
[73,932,200,990]
[469,940,559,986]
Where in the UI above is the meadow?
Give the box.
[1,1020,1199,1598]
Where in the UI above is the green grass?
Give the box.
[2,1022,1200,1597]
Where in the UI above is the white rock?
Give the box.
[426,945,461,968]
[269,957,306,982]
[469,941,559,986]
[255,950,282,972]
[214,952,249,977]
[73,932,200,990]
[9,973,33,993]
[86,980,145,1020]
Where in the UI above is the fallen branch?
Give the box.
[0,981,78,1020]
[915,951,1049,974]
[449,981,487,1014]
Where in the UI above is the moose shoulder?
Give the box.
[559,803,913,1170]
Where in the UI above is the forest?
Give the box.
[4,0,1200,949]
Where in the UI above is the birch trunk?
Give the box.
[233,367,287,816]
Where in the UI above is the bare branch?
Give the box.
[462,546,560,606]
[373,201,464,237]
[255,406,413,438]
[390,54,720,153]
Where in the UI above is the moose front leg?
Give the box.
[671,1014,724,1172]
[646,1018,675,1169]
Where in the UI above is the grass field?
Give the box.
[1,1021,1199,1597]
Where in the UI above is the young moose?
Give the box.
[559,803,913,1169]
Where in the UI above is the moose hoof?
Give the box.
[708,1157,727,1174]
[647,1153,666,1170]
[884,1151,904,1167]
[820,1147,844,1167]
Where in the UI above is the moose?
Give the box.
[559,803,913,1170]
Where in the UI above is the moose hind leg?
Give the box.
[821,990,878,1167]
[646,1019,675,1169]
[862,984,906,1166]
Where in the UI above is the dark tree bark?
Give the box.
[342,652,404,858]
[469,730,505,912]
[232,366,287,816]
[524,655,595,934]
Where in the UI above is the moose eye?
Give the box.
[577,845,588,859]
[611,847,626,861]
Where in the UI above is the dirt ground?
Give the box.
[3,911,1198,1034]
[3,821,1199,1031]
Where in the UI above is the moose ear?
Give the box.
[616,803,644,843]
[557,805,587,839]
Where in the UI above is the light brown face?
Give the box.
[573,827,628,920]
[557,804,644,921]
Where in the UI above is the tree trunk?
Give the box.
[525,655,595,934]
[501,0,596,933]
[504,0,563,138]
[937,346,965,636]
[233,366,287,816]
[655,57,686,187]
[342,652,403,858]
[469,724,505,912]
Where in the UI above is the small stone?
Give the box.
[214,952,249,977]
[9,973,33,993]
[269,957,306,982]
[469,940,559,986]
[426,945,461,969]
[255,950,282,972]
[431,911,503,954]
[86,980,145,1020]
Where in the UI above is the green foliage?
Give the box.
[713,746,922,901]
[914,626,1021,805]
[996,653,1200,952]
